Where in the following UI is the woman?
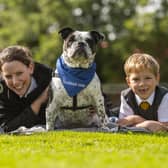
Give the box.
[0,45,52,132]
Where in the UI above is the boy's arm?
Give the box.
[160,122,168,127]
[118,94,146,126]
[135,120,168,132]
[119,94,134,118]
[157,93,168,127]
[117,115,146,126]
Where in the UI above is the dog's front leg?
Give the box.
[95,95,109,128]
[46,99,58,131]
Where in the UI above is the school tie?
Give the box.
[139,101,150,110]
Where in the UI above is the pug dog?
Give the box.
[46,27,109,130]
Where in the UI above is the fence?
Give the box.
[102,83,168,107]
[102,83,127,106]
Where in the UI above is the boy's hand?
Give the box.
[135,120,168,132]
[117,115,145,126]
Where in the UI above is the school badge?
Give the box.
[139,101,150,110]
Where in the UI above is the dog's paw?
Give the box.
[100,126,110,131]
[46,124,55,131]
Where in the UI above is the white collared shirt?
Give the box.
[135,91,154,106]
[119,90,168,122]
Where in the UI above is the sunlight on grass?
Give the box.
[0,131,168,168]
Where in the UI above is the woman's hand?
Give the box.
[31,86,49,115]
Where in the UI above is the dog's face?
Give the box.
[59,27,104,68]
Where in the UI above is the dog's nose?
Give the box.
[78,42,85,48]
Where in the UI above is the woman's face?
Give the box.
[1,60,34,96]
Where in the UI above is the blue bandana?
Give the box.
[56,56,96,97]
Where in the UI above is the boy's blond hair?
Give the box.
[124,53,160,77]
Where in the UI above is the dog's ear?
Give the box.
[90,31,105,44]
[58,27,74,40]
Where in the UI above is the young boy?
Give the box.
[117,53,168,132]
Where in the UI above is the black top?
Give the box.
[0,62,53,132]
[121,86,168,120]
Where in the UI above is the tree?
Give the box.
[1,0,168,83]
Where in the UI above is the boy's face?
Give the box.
[126,69,160,100]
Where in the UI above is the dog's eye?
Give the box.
[86,38,93,44]
[67,35,75,47]
[69,35,75,42]
[86,38,95,49]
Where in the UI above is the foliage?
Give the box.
[0,131,168,168]
[0,0,168,83]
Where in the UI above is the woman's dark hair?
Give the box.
[0,45,33,72]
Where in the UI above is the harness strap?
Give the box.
[61,105,92,111]
[61,95,92,111]
[73,95,77,111]
[54,72,92,111]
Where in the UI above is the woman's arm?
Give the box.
[3,87,49,132]
[31,87,49,114]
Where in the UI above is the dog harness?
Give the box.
[53,72,93,111]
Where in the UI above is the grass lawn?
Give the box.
[0,131,168,168]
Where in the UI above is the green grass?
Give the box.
[0,131,168,168]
